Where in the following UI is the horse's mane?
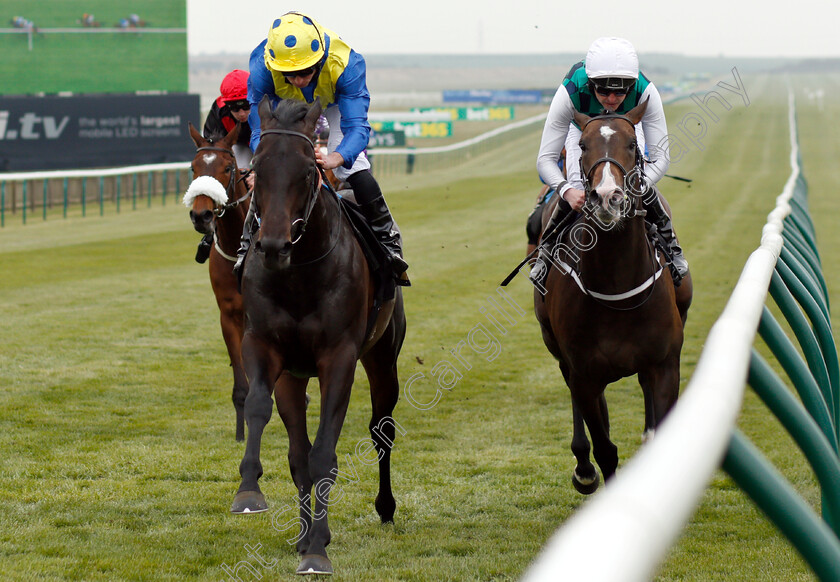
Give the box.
[267,99,311,129]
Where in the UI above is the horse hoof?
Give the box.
[230,490,269,514]
[572,471,600,495]
[296,554,333,575]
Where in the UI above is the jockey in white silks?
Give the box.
[534,37,688,285]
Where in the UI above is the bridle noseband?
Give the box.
[195,144,252,217]
[259,128,322,245]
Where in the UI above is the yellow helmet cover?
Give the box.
[265,12,325,72]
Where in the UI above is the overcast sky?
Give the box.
[187,0,837,58]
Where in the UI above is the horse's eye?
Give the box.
[629,140,637,150]
[579,142,586,152]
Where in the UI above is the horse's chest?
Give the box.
[560,315,674,372]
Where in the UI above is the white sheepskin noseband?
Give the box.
[182,175,229,208]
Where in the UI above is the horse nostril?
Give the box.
[279,241,292,256]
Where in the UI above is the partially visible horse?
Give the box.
[232,97,406,576]
[184,122,252,441]
[534,99,692,494]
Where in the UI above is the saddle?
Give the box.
[336,194,398,303]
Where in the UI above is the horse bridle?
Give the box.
[578,114,646,214]
[259,128,323,245]
[195,145,253,217]
[576,114,662,309]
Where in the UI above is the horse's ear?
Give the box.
[573,110,591,132]
[188,122,204,148]
[626,97,649,126]
[224,121,241,147]
[258,94,273,125]
[305,98,322,130]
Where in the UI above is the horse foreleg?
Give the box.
[570,402,599,495]
[220,308,248,442]
[212,256,248,441]
[231,335,282,514]
[274,372,312,556]
[570,379,618,486]
[297,350,358,575]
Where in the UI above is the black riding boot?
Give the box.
[232,199,259,291]
[644,190,688,285]
[530,197,573,286]
[347,170,409,278]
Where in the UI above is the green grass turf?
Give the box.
[0,73,836,580]
[1,0,186,95]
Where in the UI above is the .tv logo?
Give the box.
[0,111,70,140]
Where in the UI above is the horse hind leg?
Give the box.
[361,349,401,523]
[638,359,680,440]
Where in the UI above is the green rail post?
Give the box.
[133,173,138,211]
[776,254,840,437]
[759,307,837,450]
[22,180,27,225]
[784,231,829,305]
[42,179,48,221]
[780,246,829,324]
[748,350,840,532]
[769,271,833,414]
[149,170,166,208]
[116,175,121,213]
[147,171,153,204]
[723,431,840,581]
[81,178,87,217]
[99,176,104,217]
[63,177,68,218]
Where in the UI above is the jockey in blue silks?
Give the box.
[234,12,408,281]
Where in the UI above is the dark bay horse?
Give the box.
[185,122,252,441]
[534,99,692,494]
[232,97,406,576]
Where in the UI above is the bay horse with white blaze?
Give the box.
[534,99,692,494]
[232,97,406,576]
[184,122,252,441]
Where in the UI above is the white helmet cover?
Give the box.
[585,37,639,80]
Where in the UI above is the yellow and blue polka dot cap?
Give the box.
[265,12,325,72]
